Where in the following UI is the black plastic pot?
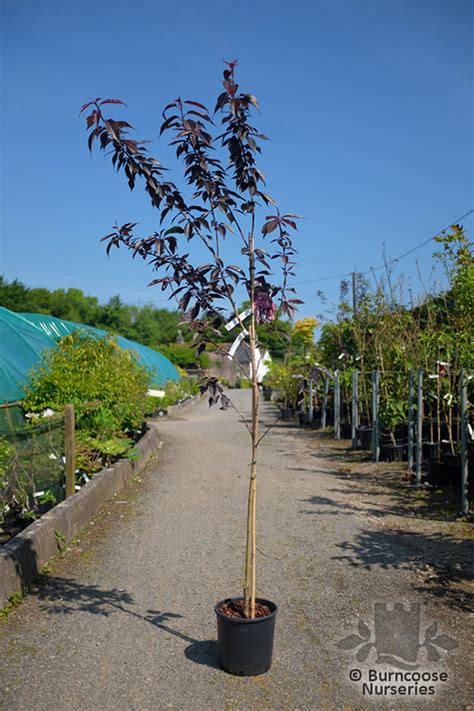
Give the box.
[340,422,352,439]
[427,456,461,488]
[298,412,307,427]
[380,443,406,462]
[215,597,278,676]
[262,387,273,402]
[441,440,458,456]
[280,407,293,421]
[423,442,441,461]
[358,426,373,450]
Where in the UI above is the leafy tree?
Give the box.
[131,305,181,345]
[95,294,131,334]
[0,277,37,311]
[1,277,187,350]
[48,287,100,323]
[80,61,301,619]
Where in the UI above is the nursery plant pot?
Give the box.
[358,426,373,450]
[441,440,458,456]
[427,455,461,488]
[298,412,307,427]
[340,422,352,439]
[380,443,406,462]
[215,597,278,676]
[280,407,293,421]
[423,442,441,461]
[262,387,273,402]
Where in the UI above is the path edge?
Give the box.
[0,424,164,607]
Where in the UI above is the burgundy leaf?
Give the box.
[99,98,127,106]
[80,98,101,113]
[185,100,208,110]
[262,219,279,235]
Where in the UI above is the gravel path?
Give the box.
[0,391,472,710]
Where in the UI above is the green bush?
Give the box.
[19,334,152,480]
[22,334,151,433]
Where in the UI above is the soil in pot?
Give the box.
[215,597,277,676]
[218,598,272,619]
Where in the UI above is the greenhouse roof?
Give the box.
[0,307,179,404]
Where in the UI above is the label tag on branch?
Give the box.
[225,307,251,332]
[227,329,249,360]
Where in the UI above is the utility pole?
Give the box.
[352,272,358,316]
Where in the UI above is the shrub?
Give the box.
[22,333,151,433]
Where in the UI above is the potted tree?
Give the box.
[80,61,302,675]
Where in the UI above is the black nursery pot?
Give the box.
[423,442,441,461]
[380,443,406,462]
[298,412,307,427]
[214,598,278,676]
[340,422,352,439]
[358,426,373,450]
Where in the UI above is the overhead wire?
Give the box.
[292,208,474,286]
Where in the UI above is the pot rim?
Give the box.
[214,597,278,624]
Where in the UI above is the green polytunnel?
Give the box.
[0,307,180,408]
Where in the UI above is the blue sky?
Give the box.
[1,0,472,321]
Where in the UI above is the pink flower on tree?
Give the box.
[254,290,276,324]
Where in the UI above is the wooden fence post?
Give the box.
[65,404,75,498]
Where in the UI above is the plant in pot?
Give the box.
[379,396,407,462]
[80,61,302,675]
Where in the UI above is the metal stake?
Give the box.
[352,370,359,449]
[308,376,314,425]
[371,369,380,462]
[321,377,329,429]
[407,369,414,474]
[415,368,423,486]
[460,370,469,515]
[334,370,341,439]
